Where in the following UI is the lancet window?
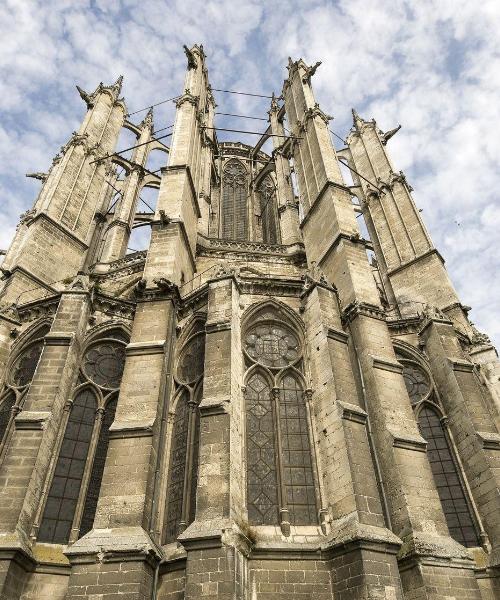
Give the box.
[0,322,50,447]
[243,308,318,532]
[258,175,279,244]
[221,159,248,240]
[38,328,127,544]
[164,321,205,543]
[397,350,480,547]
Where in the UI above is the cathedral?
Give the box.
[0,44,499,600]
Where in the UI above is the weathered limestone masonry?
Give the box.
[0,45,498,599]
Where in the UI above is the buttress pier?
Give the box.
[0,45,499,600]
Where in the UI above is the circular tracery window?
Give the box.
[401,363,431,404]
[11,341,44,387]
[177,333,205,384]
[244,324,300,368]
[83,341,126,389]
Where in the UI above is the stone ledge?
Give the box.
[125,340,165,356]
[326,326,348,344]
[371,355,404,374]
[14,411,51,430]
[397,531,473,565]
[108,420,154,438]
[449,358,475,373]
[64,526,162,567]
[338,401,367,424]
[387,428,427,452]
[477,431,500,451]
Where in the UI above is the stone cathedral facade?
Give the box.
[0,45,499,600]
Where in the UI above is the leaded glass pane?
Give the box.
[0,392,16,444]
[419,405,480,547]
[38,389,97,544]
[245,324,299,368]
[11,341,44,387]
[259,176,278,244]
[401,362,431,404]
[83,342,126,389]
[177,334,205,384]
[79,397,118,537]
[222,159,248,240]
[246,373,279,525]
[279,376,317,525]
[165,390,190,543]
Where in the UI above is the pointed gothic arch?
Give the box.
[163,317,206,543]
[37,324,128,544]
[242,303,318,534]
[0,320,51,449]
[257,174,280,244]
[395,345,481,547]
[220,158,248,240]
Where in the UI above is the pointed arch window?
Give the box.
[221,159,248,240]
[0,323,50,447]
[258,175,279,244]
[164,324,205,543]
[243,313,318,533]
[398,352,480,547]
[38,328,127,544]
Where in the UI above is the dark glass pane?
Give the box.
[79,397,118,537]
[245,324,299,368]
[419,405,480,547]
[177,334,205,384]
[165,390,190,543]
[401,362,431,405]
[279,376,317,525]
[259,176,278,244]
[189,405,201,526]
[38,389,96,544]
[221,159,247,240]
[246,374,279,525]
[0,392,16,444]
[12,342,44,387]
[83,342,125,389]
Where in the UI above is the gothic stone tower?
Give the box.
[0,46,499,600]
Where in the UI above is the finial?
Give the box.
[302,61,321,84]
[112,75,124,96]
[140,106,154,129]
[351,108,362,127]
[270,92,280,112]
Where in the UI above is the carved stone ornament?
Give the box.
[422,304,448,321]
[183,45,198,70]
[66,272,91,292]
[470,324,491,346]
[379,124,401,145]
[175,90,199,109]
[302,261,330,290]
[19,208,36,226]
[26,172,48,182]
[302,60,322,84]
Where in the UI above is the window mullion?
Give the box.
[179,396,198,532]
[272,386,290,536]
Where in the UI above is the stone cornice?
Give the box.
[341,301,386,325]
[371,355,404,374]
[326,327,349,344]
[14,411,51,430]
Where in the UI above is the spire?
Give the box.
[76,85,93,108]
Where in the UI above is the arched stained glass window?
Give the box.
[164,325,205,543]
[79,396,118,537]
[221,159,248,240]
[246,373,279,525]
[258,176,279,244]
[38,330,128,544]
[397,350,481,548]
[418,405,480,547]
[279,375,317,524]
[38,389,97,544]
[244,309,318,531]
[0,392,16,445]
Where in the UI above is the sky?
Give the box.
[0,0,499,347]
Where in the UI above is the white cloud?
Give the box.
[0,0,499,347]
